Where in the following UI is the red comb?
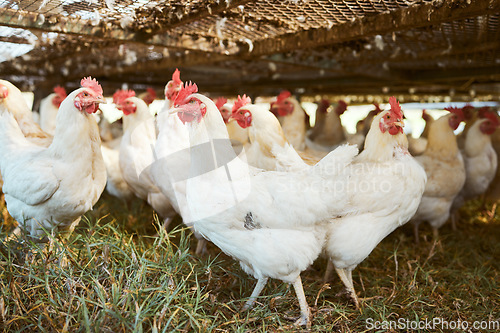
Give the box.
[478,106,491,118]
[113,89,135,105]
[444,106,465,122]
[388,96,403,119]
[276,90,292,103]
[422,109,431,121]
[462,104,475,112]
[336,100,348,114]
[461,103,475,119]
[172,68,182,85]
[146,87,157,100]
[232,95,251,113]
[215,97,228,111]
[81,77,103,96]
[482,110,499,127]
[173,81,198,106]
[53,85,67,98]
[318,99,330,113]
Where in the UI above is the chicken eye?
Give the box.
[83,92,89,97]
[386,115,390,119]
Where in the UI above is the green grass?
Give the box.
[0,193,499,332]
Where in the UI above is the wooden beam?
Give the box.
[133,0,254,34]
[0,7,209,51]
[404,66,500,82]
[248,0,500,56]
[0,1,254,50]
[0,36,31,44]
[63,49,230,82]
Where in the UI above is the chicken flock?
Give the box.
[0,71,498,327]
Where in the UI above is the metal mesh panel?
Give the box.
[0,0,498,98]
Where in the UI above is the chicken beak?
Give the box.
[394,121,404,127]
[169,107,182,114]
[94,97,107,104]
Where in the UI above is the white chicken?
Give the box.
[411,107,466,241]
[408,110,433,156]
[451,112,499,227]
[0,79,52,147]
[169,82,362,326]
[215,96,249,147]
[151,69,209,254]
[270,90,307,150]
[138,87,157,106]
[101,144,134,202]
[231,95,318,171]
[38,86,67,135]
[321,97,426,308]
[0,77,107,239]
[273,97,427,308]
[114,89,176,227]
[305,100,348,152]
[307,99,330,142]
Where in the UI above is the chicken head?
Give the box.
[444,106,466,130]
[379,96,404,135]
[270,90,293,116]
[231,95,252,128]
[165,68,183,102]
[171,82,206,124]
[113,89,136,115]
[480,112,500,135]
[74,77,105,114]
[142,87,157,105]
[335,100,348,116]
[215,97,230,123]
[52,86,67,108]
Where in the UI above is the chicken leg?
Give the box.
[292,275,312,327]
[242,277,268,311]
[450,211,458,231]
[195,238,207,256]
[162,217,173,230]
[66,217,81,238]
[413,223,420,245]
[335,266,360,309]
[432,227,439,239]
[323,260,335,283]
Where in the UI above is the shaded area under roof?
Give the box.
[0,0,498,103]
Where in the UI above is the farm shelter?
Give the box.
[0,0,499,102]
[0,1,499,332]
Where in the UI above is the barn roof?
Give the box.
[0,0,499,102]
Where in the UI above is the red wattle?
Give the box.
[388,126,400,135]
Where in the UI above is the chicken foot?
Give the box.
[335,266,360,309]
[242,277,268,311]
[153,217,174,238]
